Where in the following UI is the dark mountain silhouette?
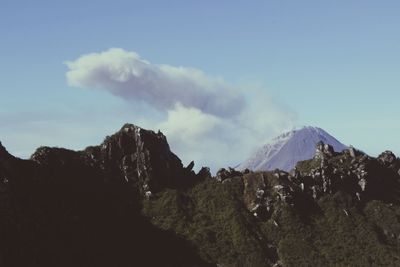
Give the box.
[0,124,209,267]
[1,123,400,266]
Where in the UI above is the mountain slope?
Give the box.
[238,126,347,171]
[0,125,208,267]
[1,123,400,267]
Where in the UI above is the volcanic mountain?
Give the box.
[238,126,348,172]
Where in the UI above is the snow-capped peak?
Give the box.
[238,126,347,172]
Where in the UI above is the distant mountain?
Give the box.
[238,126,347,171]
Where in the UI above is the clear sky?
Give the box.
[1,0,400,170]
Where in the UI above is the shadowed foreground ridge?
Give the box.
[0,124,208,267]
[1,124,400,267]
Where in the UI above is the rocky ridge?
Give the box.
[1,124,400,267]
[0,124,209,267]
[221,142,400,220]
[31,123,201,195]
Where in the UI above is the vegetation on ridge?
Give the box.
[142,177,400,266]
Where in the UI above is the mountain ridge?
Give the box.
[1,123,400,267]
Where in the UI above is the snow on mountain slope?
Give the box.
[238,126,347,172]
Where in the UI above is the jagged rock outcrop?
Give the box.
[216,167,242,182]
[314,141,336,160]
[242,171,298,219]
[378,150,398,167]
[299,145,399,202]
[238,142,400,220]
[31,124,200,196]
[82,123,196,194]
[0,124,210,267]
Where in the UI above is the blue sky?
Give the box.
[1,1,400,170]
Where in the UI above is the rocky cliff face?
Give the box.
[237,142,400,219]
[0,124,208,267]
[31,124,198,195]
[84,124,184,193]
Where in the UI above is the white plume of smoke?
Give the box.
[66,48,244,118]
[66,48,295,171]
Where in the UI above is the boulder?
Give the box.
[216,167,242,182]
[348,146,357,158]
[378,151,397,166]
[315,141,335,159]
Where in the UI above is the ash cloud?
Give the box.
[66,48,244,118]
[66,48,295,171]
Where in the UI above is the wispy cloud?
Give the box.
[66,48,295,171]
